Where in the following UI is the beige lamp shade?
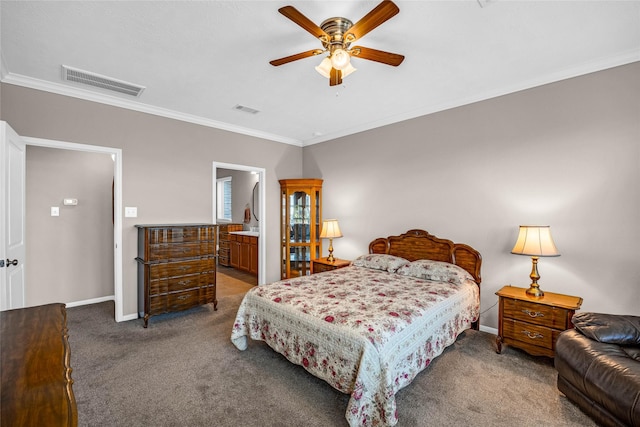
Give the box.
[320,219,342,262]
[511,225,559,298]
[511,226,560,257]
[320,219,343,239]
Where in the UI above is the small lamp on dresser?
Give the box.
[511,225,560,298]
[320,219,343,263]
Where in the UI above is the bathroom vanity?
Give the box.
[229,231,259,276]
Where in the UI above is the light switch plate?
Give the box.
[125,207,137,218]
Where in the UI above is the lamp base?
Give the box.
[327,238,335,263]
[525,285,544,299]
[525,256,544,298]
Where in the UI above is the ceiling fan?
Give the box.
[269,0,405,86]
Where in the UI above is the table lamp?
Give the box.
[320,219,343,263]
[511,225,560,298]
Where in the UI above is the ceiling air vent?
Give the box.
[233,104,260,115]
[62,65,145,97]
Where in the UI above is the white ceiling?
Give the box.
[1,1,639,146]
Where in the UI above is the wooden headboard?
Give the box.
[368,229,482,284]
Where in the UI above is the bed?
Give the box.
[231,229,482,426]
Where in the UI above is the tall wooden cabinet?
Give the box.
[280,179,322,279]
[135,224,218,328]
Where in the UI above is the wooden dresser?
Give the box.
[1,303,77,426]
[218,223,243,267]
[136,224,218,328]
[496,285,583,358]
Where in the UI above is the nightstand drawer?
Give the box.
[311,258,351,274]
[503,319,555,350]
[503,298,568,330]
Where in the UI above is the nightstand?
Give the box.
[311,257,351,274]
[496,285,582,358]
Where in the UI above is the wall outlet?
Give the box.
[51,207,60,216]
[125,207,138,218]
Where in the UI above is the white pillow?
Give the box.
[396,259,474,285]
[352,254,409,273]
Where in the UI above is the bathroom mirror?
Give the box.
[252,181,259,221]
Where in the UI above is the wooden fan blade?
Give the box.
[270,49,324,66]
[329,68,342,86]
[345,1,399,42]
[279,6,328,40]
[350,46,404,66]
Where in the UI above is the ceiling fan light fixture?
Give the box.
[315,57,356,80]
[330,48,350,70]
[315,57,332,78]
[342,62,357,78]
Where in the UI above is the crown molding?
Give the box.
[2,49,638,148]
[0,72,303,147]
[303,50,640,146]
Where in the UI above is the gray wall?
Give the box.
[1,84,302,317]
[2,62,638,328]
[304,62,640,329]
[25,146,114,305]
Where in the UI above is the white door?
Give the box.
[0,122,27,310]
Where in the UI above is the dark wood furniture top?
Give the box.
[496,285,583,358]
[311,257,351,274]
[1,303,77,427]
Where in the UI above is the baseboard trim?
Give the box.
[479,325,498,335]
[65,295,114,308]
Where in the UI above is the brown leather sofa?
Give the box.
[555,312,640,427]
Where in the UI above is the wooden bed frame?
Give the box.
[369,229,482,328]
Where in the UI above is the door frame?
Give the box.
[212,162,266,285]
[23,136,125,322]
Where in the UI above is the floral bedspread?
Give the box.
[231,265,479,426]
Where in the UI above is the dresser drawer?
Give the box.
[503,298,569,330]
[149,289,200,315]
[147,226,216,244]
[502,318,555,350]
[150,274,198,295]
[148,258,215,280]
[147,242,216,261]
[313,262,335,273]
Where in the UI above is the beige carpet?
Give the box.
[66,291,596,427]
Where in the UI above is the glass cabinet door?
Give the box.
[280,179,323,279]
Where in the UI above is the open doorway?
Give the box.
[23,136,124,321]
[212,162,265,296]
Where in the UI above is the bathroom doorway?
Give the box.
[212,162,265,295]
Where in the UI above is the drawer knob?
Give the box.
[177,295,189,301]
[522,309,544,318]
[522,330,544,340]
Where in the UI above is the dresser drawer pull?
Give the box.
[177,295,189,301]
[177,281,188,287]
[522,309,544,318]
[521,330,544,340]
